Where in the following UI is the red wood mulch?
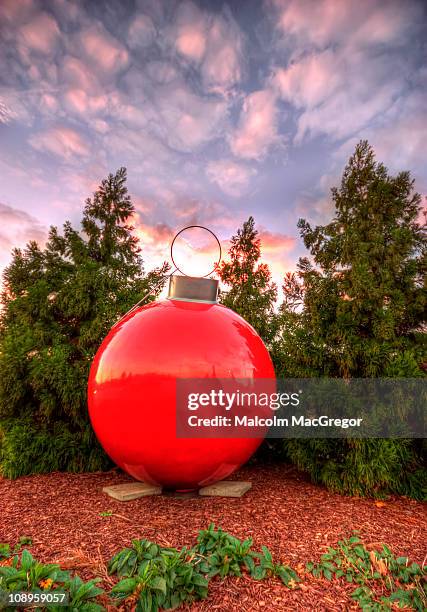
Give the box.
[1,464,425,611]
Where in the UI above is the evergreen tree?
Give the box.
[0,168,169,477]
[274,141,426,498]
[217,216,278,345]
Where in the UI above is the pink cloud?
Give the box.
[172,200,202,219]
[364,94,427,172]
[267,0,422,145]
[131,218,174,272]
[93,119,109,134]
[270,0,419,49]
[19,12,60,55]
[230,89,281,160]
[201,14,244,94]
[104,127,175,176]
[29,126,90,159]
[271,49,341,109]
[176,26,206,61]
[295,191,334,226]
[51,0,85,24]
[0,202,47,270]
[131,191,238,255]
[78,23,129,74]
[61,56,100,93]
[133,197,155,215]
[258,229,296,255]
[128,14,156,48]
[272,0,351,47]
[156,86,228,152]
[295,78,401,142]
[167,198,236,230]
[134,220,174,247]
[172,229,224,277]
[63,88,108,116]
[115,102,149,128]
[257,228,297,287]
[172,1,207,61]
[63,89,87,114]
[267,0,426,145]
[129,209,296,292]
[146,61,178,84]
[206,160,256,197]
[58,162,108,200]
[171,2,244,94]
[0,0,36,25]
[269,24,409,143]
[350,4,416,47]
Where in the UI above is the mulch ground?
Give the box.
[1,464,425,611]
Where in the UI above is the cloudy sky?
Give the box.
[1,0,426,286]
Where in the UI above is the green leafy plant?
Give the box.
[107,526,299,611]
[109,539,165,578]
[3,529,423,611]
[109,540,208,611]
[51,576,104,612]
[0,535,34,559]
[15,536,32,549]
[195,524,299,587]
[195,523,254,578]
[253,546,299,587]
[0,549,69,592]
[307,533,427,610]
[0,545,105,611]
[0,544,10,560]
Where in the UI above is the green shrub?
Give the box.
[274,142,426,500]
[283,438,426,500]
[0,420,110,478]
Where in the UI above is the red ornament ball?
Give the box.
[88,298,275,490]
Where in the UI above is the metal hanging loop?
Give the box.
[111,226,221,327]
[170,225,222,277]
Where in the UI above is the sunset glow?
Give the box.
[1,0,426,289]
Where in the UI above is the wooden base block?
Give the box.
[198,481,252,498]
[103,482,162,501]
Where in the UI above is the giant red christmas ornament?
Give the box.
[88,274,275,490]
